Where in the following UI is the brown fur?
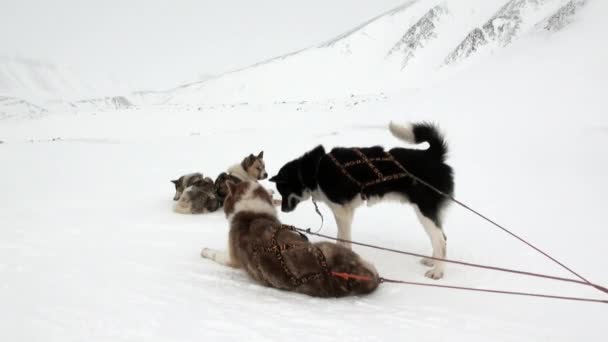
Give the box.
[252,186,273,203]
[204,181,380,297]
[223,180,249,217]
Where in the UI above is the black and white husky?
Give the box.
[269,122,454,279]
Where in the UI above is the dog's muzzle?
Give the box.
[281,196,299,212]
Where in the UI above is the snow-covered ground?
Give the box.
[1,0,607,341]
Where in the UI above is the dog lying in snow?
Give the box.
[171,172,204,201]
[269,122,454,280]
[171,173,220,214]
[201,181,379,297]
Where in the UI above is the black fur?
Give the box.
[214,172,242,206]
[270,123,454,227]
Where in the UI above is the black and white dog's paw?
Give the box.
[420,258,435,267]
[201,248,215,259]
[425,268,444,280]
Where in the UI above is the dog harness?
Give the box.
[250,224,331,288]
[326,148,413,198]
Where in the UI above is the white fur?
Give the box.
[227,164,276,201]
[201,248,237,267]
[312,186,446,280]
[366,192,409,207]
[389,121,415,143]
[174,185,211,214]
[226,164,281,205]
[173,201,191,214]
[227,164,257,182]
[227,183,277,222]
[414,205,446,280]
[287,190,310,205]
[312,188,364,249]
[203,183,274,269]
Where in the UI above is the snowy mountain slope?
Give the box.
[0,57,136,118]
[445,0,575,64]
[539,0,588,31]
[0,1,607,341]
[386,4,448,69]
[0,56,129,101]
[168,0,588,104]
[0,95,47,120]
[0,0,591,119]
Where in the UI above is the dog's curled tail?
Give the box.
[389,121,448,161]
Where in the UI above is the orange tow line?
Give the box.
[331,271,374,282]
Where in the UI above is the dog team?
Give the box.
[172,121,454,297]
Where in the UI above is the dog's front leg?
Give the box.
[264,188,282,207]
[201,248,239,268]
[331,206,354,249]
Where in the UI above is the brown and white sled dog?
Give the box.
[215,151,280,207]
[214,151,269,205]
[200,181,380,297]
[171,173,220,214]
[269,122,454,280]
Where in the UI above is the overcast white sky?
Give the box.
[0,0,406,90]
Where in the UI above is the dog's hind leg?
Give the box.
[201,248,239,268]
[331,205,355,250]
[414,205,447,280]
[174,197,192,214]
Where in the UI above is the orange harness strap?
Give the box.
[331,271,374,282]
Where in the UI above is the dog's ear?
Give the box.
[171,179,179,185]
[242,154,255,168]
[257,151,264,159]
[227,181,238,195]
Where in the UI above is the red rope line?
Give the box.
[289,226,608,296]
[331,271,373,282]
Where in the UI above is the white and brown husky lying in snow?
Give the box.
[200,181,380,297]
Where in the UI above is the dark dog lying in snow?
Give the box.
[201,181,379,297]
[269,122,454,280]
[171,173,220,214]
